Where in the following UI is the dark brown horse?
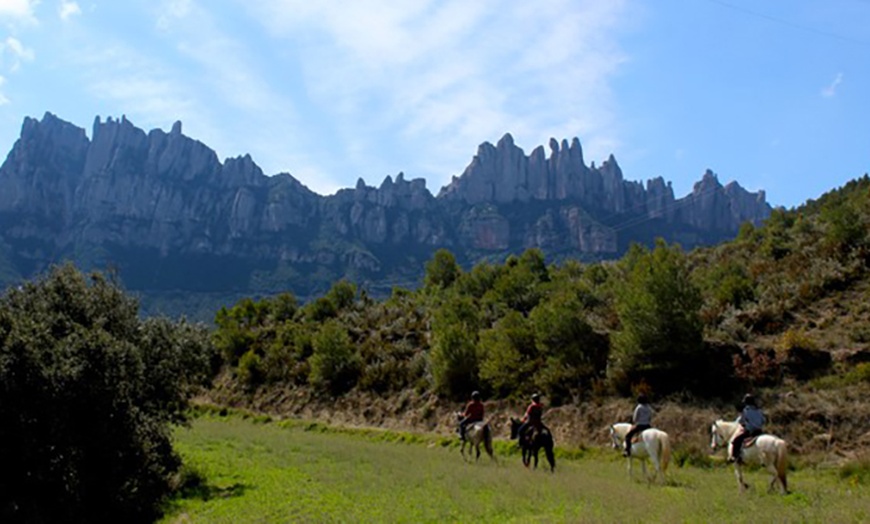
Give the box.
[510,417,555,472]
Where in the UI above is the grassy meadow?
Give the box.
[162,412,869,523]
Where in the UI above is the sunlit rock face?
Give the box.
[0,113,770,316]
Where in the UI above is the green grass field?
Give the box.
[162,413,869,523]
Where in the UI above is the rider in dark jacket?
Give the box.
[517,393,544,442]
[729,393,766,464]
[459,391,485,441]
[624,394,654,457]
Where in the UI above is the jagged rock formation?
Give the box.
[0,113,771,319]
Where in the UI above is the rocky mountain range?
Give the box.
[0,112,771,319]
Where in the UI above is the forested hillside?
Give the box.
[210,175,870,454]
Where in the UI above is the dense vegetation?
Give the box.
[215,175,870,407]
[0,265,216,523]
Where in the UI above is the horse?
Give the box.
[509,417,555,472]
[608,423,671,484]
[455,412,496,463]
[709,419,789,494]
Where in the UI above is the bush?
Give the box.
[238,349,265,387]
[309,320,360,395]
[673,443,715,469]
[839,455,870,485]
[0,264,215,523]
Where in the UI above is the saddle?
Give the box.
[743,436,759,448]
[522,425,548,444]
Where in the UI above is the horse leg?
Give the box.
[475,443,481,461]
[735,463,749,493]
[544,444,555,473]
[764,455,788,494]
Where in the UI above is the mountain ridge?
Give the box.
[0,112,771,319]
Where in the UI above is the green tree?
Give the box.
[478,311,536,397]
[0,264,214,523]
[325,280,357,312]
[610,240,704,395]
[429,293,479,398]
[424,249,461,291]
[309,319,360,395]
[530,291,606,403]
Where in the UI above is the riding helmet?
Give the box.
[637,393,648,404]
[531,393,541,402]
[471,391,481,400]
[742,393,756,406]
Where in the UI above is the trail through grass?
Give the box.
[162,413,869,523]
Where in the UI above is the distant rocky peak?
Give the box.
[222,153,264,187]
[692,169,723,194]
[20,112,88,151]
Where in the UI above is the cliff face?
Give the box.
[0,113,771,317]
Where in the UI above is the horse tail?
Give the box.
[659,432,671,474]
[774,439,789,493]
[484,424,494,459]
[545,433,556,472]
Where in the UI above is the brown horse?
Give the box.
[510,417,555,472]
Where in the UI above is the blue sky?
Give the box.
[0,0,867,208]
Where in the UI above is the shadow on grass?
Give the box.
[179,480,251,502]
[170,464,252,503]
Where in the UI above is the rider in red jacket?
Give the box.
[458,391,485,440]
[517,393,544,441]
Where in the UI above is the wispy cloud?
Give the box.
[821,72,843,98]
[0,74,9,105]
[59,0,81,21]
[237,0,629,189]
[0,36,35,71]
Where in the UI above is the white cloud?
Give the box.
[59,0,80,21]
[0,0,38,22]
[0,74,8,105]
[821,72,843,98]
[156,0,191,30]
[1,36,35,71]
[238,0,629,188]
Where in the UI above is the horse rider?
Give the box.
[458,391,485,441]
[729,393,766,464]
[623,393,654,457]
[517,393,545,442]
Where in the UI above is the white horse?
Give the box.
[709,419,789,494]
[609,423,671,484]
[456,413,496,463]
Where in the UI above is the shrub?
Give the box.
[309,320,360,395]
[238,349,265,387]
[673,443,715,469]
[839,455,870,485]
[0,264,215,523]
[775,329,831,380]
[732,346,781,387]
